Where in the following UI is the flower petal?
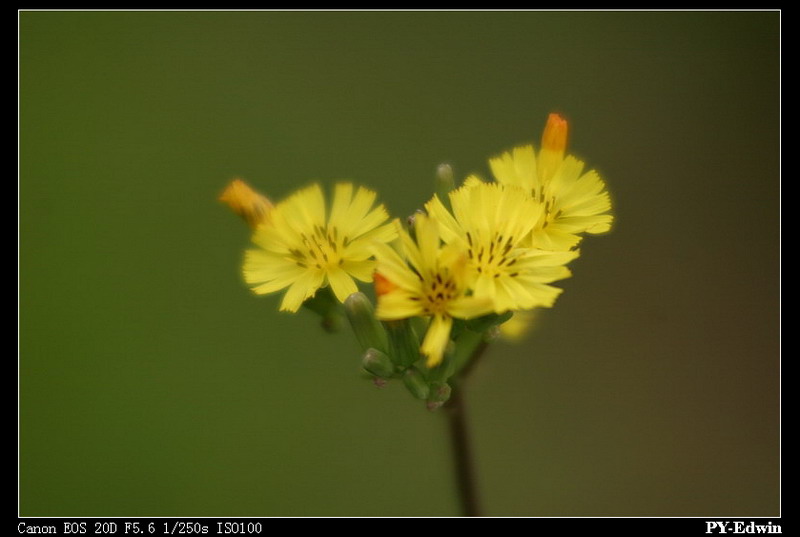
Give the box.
[421,315,453,367]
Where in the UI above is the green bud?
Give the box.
[344,292,389,354]
[302,287,344,333]
[385,319,421,367]
[361,348,396,378]
[483,325,501,343]
[373,377,388,388]
[427,381,452,407]
[406,210,424,237]
[428,382,453,403]
[403,367,430,400]
[320,313,344,333]
[466,311,514,333]
[435,163,455,207]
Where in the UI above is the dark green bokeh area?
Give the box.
[20,12,779,516]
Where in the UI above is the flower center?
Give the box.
[291,225,348,271]
[422,271,458,315]
[466,231,518,279]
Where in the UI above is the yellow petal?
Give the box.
[327,267,359,303]
[341,259,376,282]
[328,182,354,229]
[280,270,325,312]
[425,194,467,248]
[512,145,537,186]
[243,249,304,290]
[375,291,426,320]
[414,213,441,270]
[447,295,495,320]
[397,220,426,277]
[421,315,453,367]
[372,242,423,291]
[462,175,484,189]
[281,184,326,232]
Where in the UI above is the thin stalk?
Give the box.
[445,341,490,517]
[445,388,480,516]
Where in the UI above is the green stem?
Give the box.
[445,340,490,517]
[445,388,480,516]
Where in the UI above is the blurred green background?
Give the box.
[20,11,779,516]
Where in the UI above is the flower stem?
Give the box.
[445,387,480,516]
[445,339,489,517]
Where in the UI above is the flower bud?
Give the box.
[344,292,389,354]
[320,313,344,334]
[435,163,455,206]
[541,113,568,154]
[406,209,424,232]
[385,319,421,367]
[483,325,501,342]
[219,178,274,229]
[361,348,396,378]
[403,367,430,400]
[427,381,452,407]
[302,287,343,333]
[373,377,388,388]
[538,113,568,183]
[428,382,453,403]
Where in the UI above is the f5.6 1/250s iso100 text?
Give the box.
[18,522,263,536]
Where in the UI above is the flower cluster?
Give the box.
[221,114,613,406]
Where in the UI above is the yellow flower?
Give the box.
[373,214,494,367]
[488,113,614,251]
[219,178,274,229]
[426,181,579,313]
[243,182,396,312]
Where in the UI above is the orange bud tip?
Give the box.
[219,178,274,229]
[373,272,398,297]
[541,113,568,154]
